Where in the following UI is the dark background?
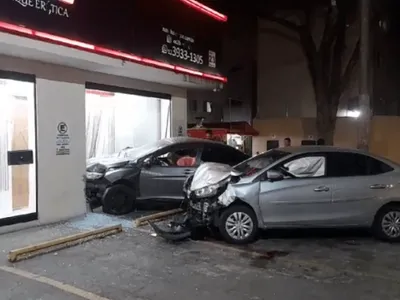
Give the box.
[0,0,225,75]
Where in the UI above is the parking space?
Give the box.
[1,220,400,299]
[209,231,400,283]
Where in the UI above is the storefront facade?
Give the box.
[0,0,227,231]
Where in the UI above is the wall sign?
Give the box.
[56,121,70,155]
[0,0,224,75]
[178,125,184,136]
[12,0,70,17]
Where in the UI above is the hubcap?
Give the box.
[225,212,254,240]
[381,211,400,238]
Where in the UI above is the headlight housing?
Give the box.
[86,172,104,180]
[194,184,219,198]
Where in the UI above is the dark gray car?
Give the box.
[84,137,249,215]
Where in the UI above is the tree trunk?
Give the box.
[315,82,337,145]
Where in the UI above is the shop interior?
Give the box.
[85,89,171,160]
[0,77,36,220]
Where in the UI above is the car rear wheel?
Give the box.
[102,184,135,215]
[373,205,400,242]
[218,205,258,245]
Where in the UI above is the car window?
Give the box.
[201,145,245,166]
[327,152,394,177]
[282,156,326,178]
[154,147,198,167]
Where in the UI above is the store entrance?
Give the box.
[85,87,171,160]
[0,76,37,223]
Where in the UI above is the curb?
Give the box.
[134,208,183,227]
[8,224,123,263]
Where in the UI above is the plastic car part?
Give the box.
[148,213,193,241]
[148,221,192,241]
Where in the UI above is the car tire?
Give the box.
[372,205,400,242]
[102,184,135,215]
[218,205,259,245]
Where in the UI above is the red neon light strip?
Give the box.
[179,0,227,22]
[59,0,74,4]
[0,21,227,83]
[86,89,115,97]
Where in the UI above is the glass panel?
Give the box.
[85,90,171,160]
[0,78,36,219]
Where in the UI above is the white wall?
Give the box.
[171,96,187,136]
[0,55,188,231]
[36,79,87,223]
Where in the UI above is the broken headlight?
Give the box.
[86,172,104,180]
[194,184,219,198]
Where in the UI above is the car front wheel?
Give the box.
[102,184,135,215]
[218,205,259,245]
[373,205,400,242]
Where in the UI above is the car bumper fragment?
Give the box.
[84,180,108,208]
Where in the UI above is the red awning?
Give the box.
[188,122,259,136]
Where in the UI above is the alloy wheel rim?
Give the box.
[225,212,254,240]
[381,211,400,238]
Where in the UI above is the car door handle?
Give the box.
[370,184,388,189]
[314,186,330,192]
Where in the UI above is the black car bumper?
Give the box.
[84,178,110,208]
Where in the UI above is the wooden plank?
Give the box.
[135,208,184,227]
[8,224,123,262]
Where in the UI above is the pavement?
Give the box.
[0,212,400,300]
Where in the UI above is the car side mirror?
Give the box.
[266,170,284,182]
[230,170,243,177]
[143,157,152,168]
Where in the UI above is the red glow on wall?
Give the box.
[179,0,227,22]
[0,21,227,83]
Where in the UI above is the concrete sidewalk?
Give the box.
[0,211,155,258]
[2,228,399,300]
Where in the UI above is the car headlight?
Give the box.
[194,184,219,198]
[86,172,104,180]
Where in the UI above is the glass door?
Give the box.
[0,77,36,222]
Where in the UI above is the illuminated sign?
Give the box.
[0,0,225,77]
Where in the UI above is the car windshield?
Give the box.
[233,149,290,176]
[119,138,177,160]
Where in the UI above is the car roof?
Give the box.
[160,136,232,147]
[278,146,400,168]
[280,145,368,155]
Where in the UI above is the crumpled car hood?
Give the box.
[87,156,128,166]
[86,156,132,173]
[190,162,232,191]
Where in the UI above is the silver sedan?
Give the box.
[212,146,400,244]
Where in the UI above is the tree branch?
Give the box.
[319,5,334,81]
[340,39,360,93]
[329,7,347,102]
[299,29,318,88]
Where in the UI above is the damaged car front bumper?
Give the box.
[150,164,236,241]
[84,176,110,209]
